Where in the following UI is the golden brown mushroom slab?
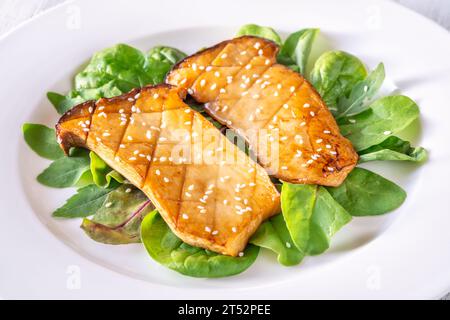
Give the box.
[166,36,358,186]
[56,84,280,256]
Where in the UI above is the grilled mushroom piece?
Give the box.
[166,36,358,186]
[56,84,280,256]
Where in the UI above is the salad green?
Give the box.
[141,211,259,278]
[22,24,428,278]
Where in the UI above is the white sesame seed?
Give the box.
[300,121,306,127]
[238,252,244,257]
[163,177,170,183]
[192,63,197,71]
[383,130,392,135]
[205,226,212,233]
[241,50,247,55]
[290,86,295,92]
[303,103,310,108]
[310,111,315,117]
[200,79,206,87]
[214,71,220,77]
[210,83,217,90]
[206,66,212,72]
[185,192,192,198]
[88,107,93,113]
[316,139,323,143]
[219,88,226,94]
[281,166,288,170]
[330,151,337,155]
[221,53,228,59]
[129,157,136,161]
[283,103,289,109]
[265,59,271,65]
[182,213,189,219]
[105,202,112,208]
[254,42,261,49]
[125,188,131,193]
[212,230,219,235]
[286,242,291,248]
[349,119,356,123]
[127,136,133,141]
[155,169,160,175]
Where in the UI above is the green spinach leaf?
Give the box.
[326,167,406,216]
[147,46,187,65]
[37,148,91,188]
[310,50,367,113]
[250,214,304,266]
[141,211,259,278]
[337,63,385,118]
[53,181,120,218]
[358,136,427,163]
[339,95,420,151]
[89,152,124,187]
[81,184,154,244]
[236,24,282,46]
[49,44,186,114]
[278,28,319,75]
[22,123,64,160]
[281,183,352,255]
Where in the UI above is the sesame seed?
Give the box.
[119,144,125,148]
[254,42,261,49]
[127,136,133,141]
[188,184,194,191]
[300,121,306,127]
[105,202,112,208]
[349,119,356,123]
[286,242,291,248]
[328,167,335,172]
[241,50,247,55]
[182,213,189,219]
[303,103,310,108]
[265,59,271,65]
[187,88,193,95]
[281,166,288,170]
[238,252,244,257]
[159,137,167,142]
[326,144,331,149]
[205,226,212,233]
[227,76,233,84]
[219,88,226,93]
[283,103,289,109]
[212,230,219,235]
[330,151,337,155]
[206,66,212,72]
[160,156,167,162]
[200,79,206,87]
[280,136,288,141]
[290,86,295,92]
[163,177,170,183]
[192,63,197,71]
[129,157,136,161]
[155,169,160,175]
[364,85,369,92]
[185,192,192,197]
[221,53,228,59]
[323,130,331,134]
[310,111,315,117]
[316,139,323,143]
[245,64,252,70]
[199,65,205,70]
[98,112,107,118]
[88,107,93,113]
[383,130,392,135]
[127,97,134,102]
[307,159,314,164]
[210,83,217,90]
[223,200,228,205]
[214,71,220,77]
[231,227,237,233]
[125,188,131,193]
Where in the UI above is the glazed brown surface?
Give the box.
[166,36,358,186]
[56,84,280,256]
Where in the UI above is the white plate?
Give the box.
[1,0,450,299]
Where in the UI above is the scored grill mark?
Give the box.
[174,112,194,228]
[259,77,306,130]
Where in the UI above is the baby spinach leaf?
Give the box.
[338,95,420,151]
[50,44,186,114]
[358,136,428,163]
[278,28,319,75]
[141,211,259,278]
[236,24,282,46]
[81,184,154,244]
[310,50,367,113]
[37,148,91,188]
[89,152,124,187]
[250,214,304,266]
[53,181,120,218]
[281,183,352,256]
[147,46,187,65]
[337,63,385,118]
[326,167,406,216]
[22,123,64,160]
